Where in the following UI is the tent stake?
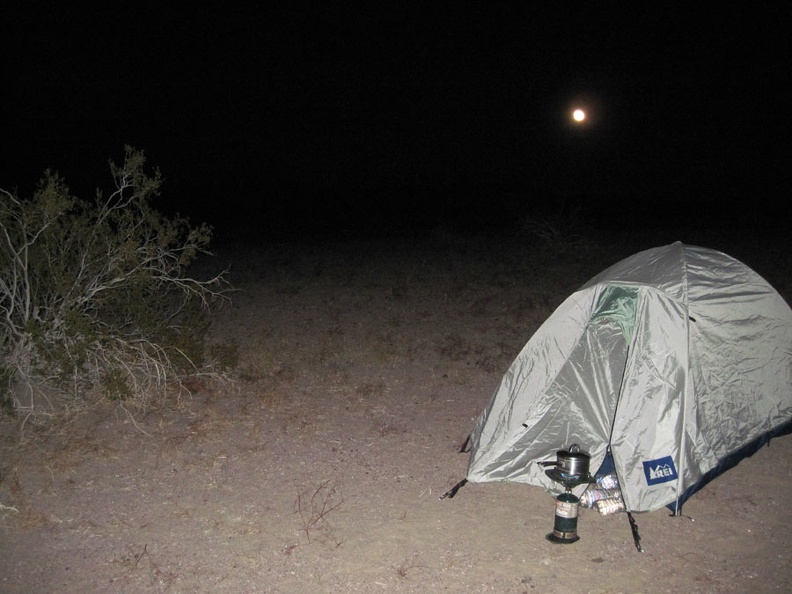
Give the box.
[627,512,644,552]
[439,478,467,500]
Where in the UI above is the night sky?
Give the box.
[3,5,790,240]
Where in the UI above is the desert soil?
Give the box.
[2,229,791,593]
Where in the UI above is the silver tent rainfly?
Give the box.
[445,242,792,522]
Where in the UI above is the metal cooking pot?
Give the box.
[539,444,591,476]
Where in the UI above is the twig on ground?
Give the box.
[293,479,344,545]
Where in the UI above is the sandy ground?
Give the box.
[2,230,791,593]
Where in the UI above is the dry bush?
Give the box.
[520,197,585,249]
[0,146,233,426]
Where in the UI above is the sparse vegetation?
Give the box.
[0,146,232,424]
[520,197,584,249]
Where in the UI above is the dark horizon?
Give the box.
[3,5,790,241]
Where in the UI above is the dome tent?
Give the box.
[452,242,792,514]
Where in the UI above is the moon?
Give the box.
[572,109,586,122]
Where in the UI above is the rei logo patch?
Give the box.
[643,456,678,485]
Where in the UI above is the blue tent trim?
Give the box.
[594,420,792,514]
[669,418,792,513]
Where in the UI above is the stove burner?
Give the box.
[545,468,596,488]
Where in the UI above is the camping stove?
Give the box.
[541,446,595,544]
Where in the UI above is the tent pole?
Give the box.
[674,309,694,517]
